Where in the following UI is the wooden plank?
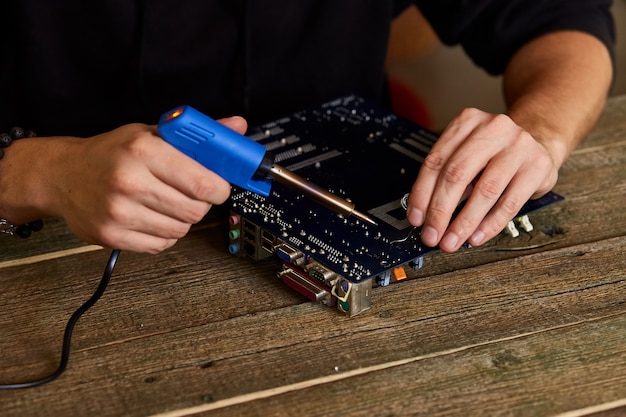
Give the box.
[553,403,626,417]
[0,210,229,263]
[1,235,624,417]
[0,217,91,263]
[0,225,300,368]
[176,313,626,417]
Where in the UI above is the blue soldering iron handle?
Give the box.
[157,105,272,196]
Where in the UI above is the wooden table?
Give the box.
[1,96,625,417]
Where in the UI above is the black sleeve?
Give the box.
[414,0,616,75]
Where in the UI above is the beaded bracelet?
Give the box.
[0,126,44,238]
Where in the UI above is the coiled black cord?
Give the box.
[0,249,121,389]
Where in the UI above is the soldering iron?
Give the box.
[157,105,377,225]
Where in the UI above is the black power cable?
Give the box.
[0,249,121,389]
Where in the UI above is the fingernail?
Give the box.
[420,226,438,246]
[470,230,485,246]
[408,208,424,226]
[441,232,459,250]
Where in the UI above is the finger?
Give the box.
[127,174,215,225]
[437,152,521,252]
[418,131,502,247]
[407,109,491,227]
[148,138,232,205]
[99,140,218,224]
[418,113,527,248]
[103,125,230,225]
[101,228,180,254]
[100,201,195,243]
[74,205,188,254]
[467,172,540,247]
[218,116,248,134]
[151,117,244,204]
[468,153,557,247]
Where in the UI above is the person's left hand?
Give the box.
[405,107,559,252]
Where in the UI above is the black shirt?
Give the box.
[0,0,615,136]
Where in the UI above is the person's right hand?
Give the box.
[3,117,246,253]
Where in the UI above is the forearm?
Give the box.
[503,30,613,168]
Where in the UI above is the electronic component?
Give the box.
[504,221,520,238]
[227,95,564,316]
[517,215,534,232]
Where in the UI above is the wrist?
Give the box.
[0,127,45,237]
[507,102,573,169]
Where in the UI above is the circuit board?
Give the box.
[227,95,563,316]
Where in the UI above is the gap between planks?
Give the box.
[0,221,217,270]
[571,139,626,155]
[0,245,103,269]
[148,312,625,417]
[550,399,626,417]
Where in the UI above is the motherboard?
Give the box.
[227,95,563,316]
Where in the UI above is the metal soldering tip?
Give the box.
[351,209,378,226]
[269,164,378,226]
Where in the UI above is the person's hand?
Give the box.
[57,117,248,253]
[406,108,559,252]
[7,117,246,253]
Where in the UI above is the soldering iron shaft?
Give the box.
[269,164,377,225]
